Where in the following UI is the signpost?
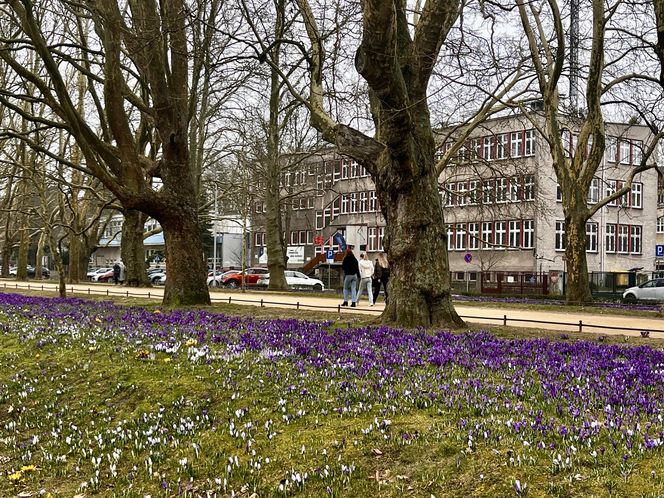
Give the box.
[656,245,664,258]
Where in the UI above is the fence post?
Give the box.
[260,298,263,307]
[148,292,150,299]
[228,296,231,304]
[107,289,109,296]
[503,314,507,327]
[297,302,300,310]
[578,320,582,333]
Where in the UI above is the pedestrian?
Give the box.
[119,261,126,284]
[341,247,360,307]
[372,258,382,303]
[112,262,121,285]
[358,253,375,306]
[375,253,390,304]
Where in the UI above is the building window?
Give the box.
[468,222,479,250]
[586,223,598,252]
[315,211,323,230]
[633,140,643,165]
[617,225,629,253]
[509,220,521,248]
[631,225,642,254]
[341,159,349,179]
[482,179,494,204]
[523,220,534,249]
[290,231,298,245]
[510,131,522,158]
[606,137,617,162]
[359,191,368,212]
[455,223,466,250]
[657,217,664,234]
[524,175,535,201]
[369,191,377,212]
[446,224,454,250]
[630,183,642,209]
[483,136,494,160]
[555,221,566,251]
[494,221,506,249]
[307,231,314,245]
[606,224,616,253]
[468,180,479,205]
[349,192,357,213]
[619,141,631,165]
[496,177,508,203]
[471,138,481,159]
[481,221,493,249]
[587,177,600,204]
[298,231,307,245]
[606,180,617,206]
[457,182,468,206]
[445,183,456,207]
[510,176,521,202]
[556,183,563,202]
[524,129,535,156]
[496,134,507,159]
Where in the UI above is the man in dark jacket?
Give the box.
[341,247,360,307]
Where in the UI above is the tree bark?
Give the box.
[564,212,592,303]
[121,209,150,287]
[68,232,81,283]
[161,207,210,306]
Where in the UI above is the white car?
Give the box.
[87,267,112,280]
[622,279,664,302]
[257,271,325,291]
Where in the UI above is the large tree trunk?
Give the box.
[161,209,210,306]
[564,212,592,303]
[121,209,150,287]
[68,232,81,283]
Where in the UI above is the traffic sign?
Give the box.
[325,249,335,261]
[657,245,664,258]
[464,253,472,263]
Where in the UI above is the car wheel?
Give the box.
[623,294,637,304]
[226,280,239,289]
[208,279,219,288]
[313,283,323,292]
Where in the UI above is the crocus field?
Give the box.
[1,293,663,497]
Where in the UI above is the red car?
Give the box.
[222,268,269,288]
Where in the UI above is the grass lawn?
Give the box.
[0,291,663,497]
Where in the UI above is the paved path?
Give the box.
[2,279,663,338]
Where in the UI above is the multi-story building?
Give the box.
[250,114,658,282]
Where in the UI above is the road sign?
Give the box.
[657,245,664,257]
[325,249,335,261]
[464,253,472,263]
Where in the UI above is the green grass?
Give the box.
[0,290,663,497]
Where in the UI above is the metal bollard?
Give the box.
[578,320,582,333]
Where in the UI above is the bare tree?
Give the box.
[517,0,662,303]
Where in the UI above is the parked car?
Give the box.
[222,268,269,289]
[256,271,325,291]
[92,269,115,282]
[155,274,166,285]
[207,270,240,287]
[149,270,166,284]
[9,265,50,279]
[87,267,113,280]
[622,279,664,303]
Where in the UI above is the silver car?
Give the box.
[622,279,664,303]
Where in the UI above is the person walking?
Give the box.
[112,262,121,285]
[373,253,390,304]
[371,258,381,303]
[118,261,126,285]
[341,247,360,307]
[358,253,375,306]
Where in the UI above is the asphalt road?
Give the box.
[2,279,663,338]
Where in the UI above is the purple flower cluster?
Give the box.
[1,292,663,494]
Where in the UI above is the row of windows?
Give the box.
[445,220,535,251]
[439,129,536,162]
[559,131,643,166]
[443,175,535,207]
[315,191,380,230]
[556,179,642,208]
[554,222,642,254]
[254,230,317,247]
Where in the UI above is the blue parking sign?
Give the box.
[326,249,335,260]
[657,245,664,257]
